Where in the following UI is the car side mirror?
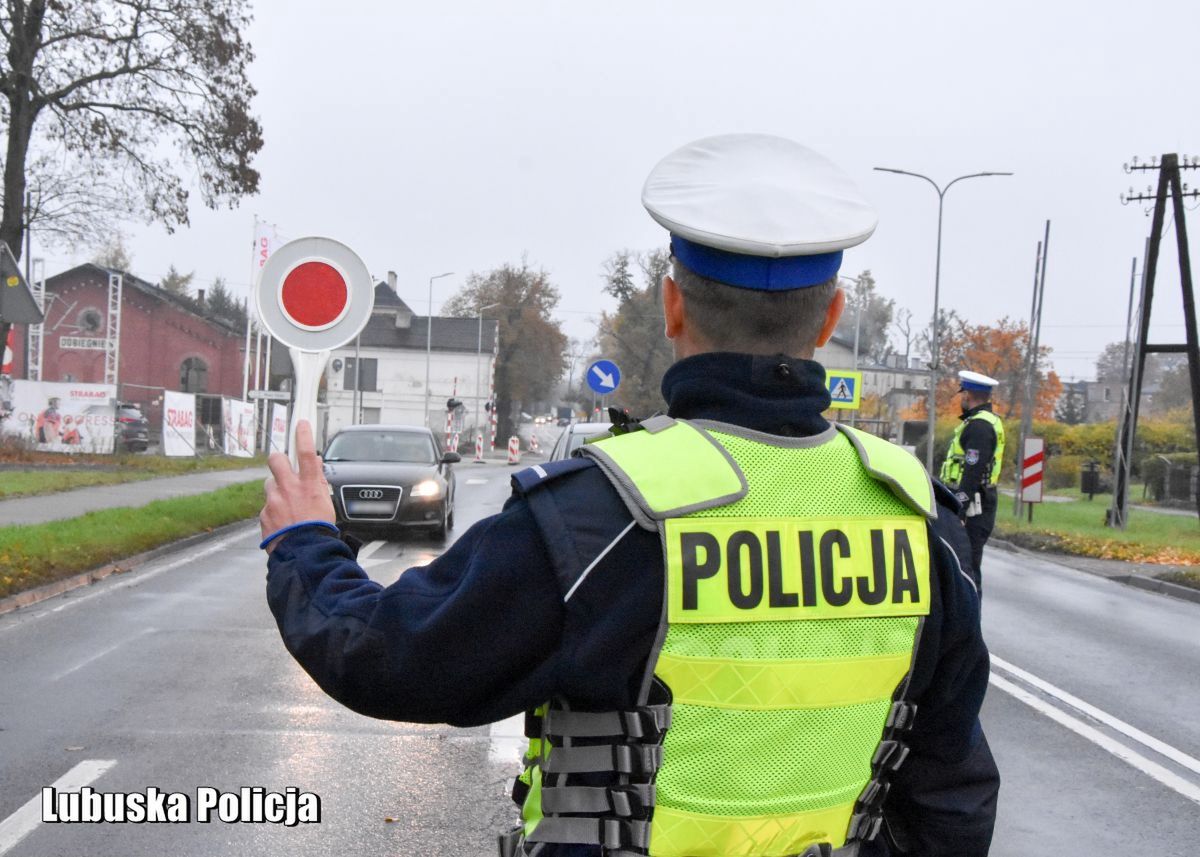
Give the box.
[441,451,462,465]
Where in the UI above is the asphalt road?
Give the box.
[1,427,1198,856]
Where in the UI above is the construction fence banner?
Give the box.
[223,397,256,458]
[163,390,197,457]
[269,402,289,454]
[1,380,117,454]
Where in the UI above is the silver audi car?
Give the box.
[322,424,460,540]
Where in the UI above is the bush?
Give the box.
[1044,453,1085,489]
[1142,452,1198,501]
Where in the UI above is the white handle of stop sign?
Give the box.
[288,348,330,468]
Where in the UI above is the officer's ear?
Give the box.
[663,275,685,340]
[814,287,846,348]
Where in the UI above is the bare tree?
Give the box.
[892,307,914,362]
[0,0,263,260]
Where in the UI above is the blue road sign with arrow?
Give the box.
[586,359,621,395]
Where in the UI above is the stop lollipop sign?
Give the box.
[255,237,375,463]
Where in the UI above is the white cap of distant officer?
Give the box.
[957,370,999,395]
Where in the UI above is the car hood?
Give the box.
[323,461,441,486]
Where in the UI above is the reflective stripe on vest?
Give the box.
[939,409,1006,486]
[528,421,932,857]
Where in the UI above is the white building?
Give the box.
[321,280,499,445]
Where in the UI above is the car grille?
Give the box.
[340,485,402,520]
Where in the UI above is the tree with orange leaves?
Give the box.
[916,312,1061,420]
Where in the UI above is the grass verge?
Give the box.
[0,455,266,500]
[995,492,1200,566]
[0,480,262,600]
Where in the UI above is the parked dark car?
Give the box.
[115,403,150,452]
[322,425,459,540]
[548,421,613,461]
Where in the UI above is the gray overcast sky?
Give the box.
[34,0,1200,381]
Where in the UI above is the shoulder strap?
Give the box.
[836,424,937,519]
[577,417,747,523]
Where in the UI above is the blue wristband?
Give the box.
[260,520,340,551]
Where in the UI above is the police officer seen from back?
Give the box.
[939,371,1006,587]
[261,134,998,857]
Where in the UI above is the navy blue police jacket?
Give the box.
[266,352,999,857]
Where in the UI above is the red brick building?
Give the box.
[8,264,255,425]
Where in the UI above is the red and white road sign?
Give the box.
[254,237,374,464]
[474,433,484,463]
[507,435,521,465]
[1021,437,1045,503]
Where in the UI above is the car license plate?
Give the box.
[347,500,395,515]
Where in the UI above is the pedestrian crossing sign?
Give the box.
[826,370,862,410]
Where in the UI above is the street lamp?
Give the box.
[475,302,502,434]
[424,271,454,428]
[838,274,866,428]
[873,167,1012,473]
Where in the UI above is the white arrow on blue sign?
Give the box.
[586,359,621,395]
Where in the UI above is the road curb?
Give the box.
[990,537,1200,605]
[1110,573,1200,605]
[0,518,257,617]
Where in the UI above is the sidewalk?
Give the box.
[0,467,269,527]
[990,538,1200,605]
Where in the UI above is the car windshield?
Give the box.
[324,431,436,464]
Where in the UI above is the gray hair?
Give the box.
[671,257,838,356]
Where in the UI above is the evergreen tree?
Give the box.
[202,276,247,328]
[160,265,195,299]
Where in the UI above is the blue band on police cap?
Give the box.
[960,380,994,393]
[671,235,842,291]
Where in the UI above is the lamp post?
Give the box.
[838,274,865,428]
[475,302,501,434]
[424,271,454,429]
[873,167,1012,473]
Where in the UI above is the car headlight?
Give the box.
[410,479,442,498]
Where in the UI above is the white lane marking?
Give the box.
[50,627,157,682]
[991,655,1200,777]
[0,759,117,855]
[488,713,527,766]
[564,520,637,602]
[989,673,1200,804]
[465,478,489,485]
[356,540,386,563]
[8,526,258,625]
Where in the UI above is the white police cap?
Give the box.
[958,370,999,393]
[642,133,877,291]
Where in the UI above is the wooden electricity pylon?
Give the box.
[1111,153,1200,527]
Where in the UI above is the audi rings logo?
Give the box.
[357,489,385,500]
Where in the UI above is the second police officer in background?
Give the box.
[939,371,1006,587]
[260,134,999,857]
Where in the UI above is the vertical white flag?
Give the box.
[253,220,280,276]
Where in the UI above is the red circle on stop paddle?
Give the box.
[280,261,349,328]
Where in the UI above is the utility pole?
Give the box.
[1014,224,1050,517]
[1113,154,1200,525]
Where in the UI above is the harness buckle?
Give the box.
[871,739,909,771]
[856,778,890,809]
[620,705,672,741]
[611,743,663,775]
[497,825,523,857]
[847,811,882,841]
[608,784,654,818]
[885,701,917,731]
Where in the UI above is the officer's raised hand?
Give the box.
[260,420,335,553]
